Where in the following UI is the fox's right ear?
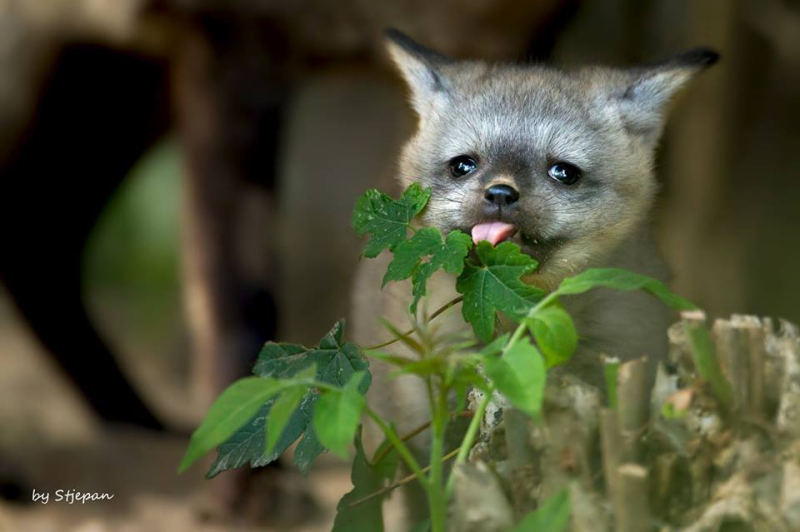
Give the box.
[612,47,720,146]
[384,29,453,115]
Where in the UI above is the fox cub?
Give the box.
[352,30,718,441]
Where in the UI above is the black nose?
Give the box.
[484,184,520,206]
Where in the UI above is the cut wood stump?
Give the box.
[453,313,800,531]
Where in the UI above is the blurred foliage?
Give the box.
[83,137,181,339]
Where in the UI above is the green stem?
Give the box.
[442,291,559,496]
[445,384,494,496]
[505,291,560,351]
[349,447,461,508]
[428,432,446,532]
[365,407,429,490]
[428,382,449,532]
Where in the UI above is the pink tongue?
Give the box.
[471,222,517,246]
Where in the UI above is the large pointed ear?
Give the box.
[384,28,454,115]
[613,48,720,145]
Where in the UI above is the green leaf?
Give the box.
[393,357,446,378]
[313,372,368,458]
[510,489,571,532]
[293,425,327,474]
[351,183,430,258]
[179,376,285,473]
[204,401,294,478]
[371,436,400,483]
[527,304,578,368]
[479,332,510,357]
[383,228,472,313]
[556,268,696,310]
[332,428,397,532]
[265,365,316,455]
[683,320,734,411]
[266,387,307,455]
[207,320,371,477]
[456,241,544,342]
[365,350,417,369]
[382,227,440,281]
[482,338,546,418]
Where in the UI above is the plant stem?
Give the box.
[364,296,464,351]
[365,407,429,490]
[370,410,473,466]
[428,432,446,532]
[427,382,450,532]
[442,292,558,495]
[366,287,560,525]
[348,447,461,507]
[505,291,560,351]
[445,384,494,496]
[372,419,431,465]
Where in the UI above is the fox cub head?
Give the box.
[386,29,717,288]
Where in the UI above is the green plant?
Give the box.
[179,184,696,531]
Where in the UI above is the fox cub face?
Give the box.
[386,30,717,288]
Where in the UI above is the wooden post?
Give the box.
[713,315,767,417]
[617,359,649,461]
[600,408,622,495]
[614,463,650,532]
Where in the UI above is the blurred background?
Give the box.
[0,0,798,530]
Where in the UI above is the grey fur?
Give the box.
[384,30,717,292]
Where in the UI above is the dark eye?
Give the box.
[449,155,478,178]
[547,162,582,185]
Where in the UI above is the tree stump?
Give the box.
[453,313,800,531]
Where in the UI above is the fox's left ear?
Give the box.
[613,48,720,145]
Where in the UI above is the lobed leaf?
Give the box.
[456,241,544,342]
[206,320,371,477]
[383,228,472,314]
[556,268,696,310]
[204,401,299,478]
[351,183,430,258]
[482,338,546,418]
[383,227,442,282]
[293,426,327,473]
